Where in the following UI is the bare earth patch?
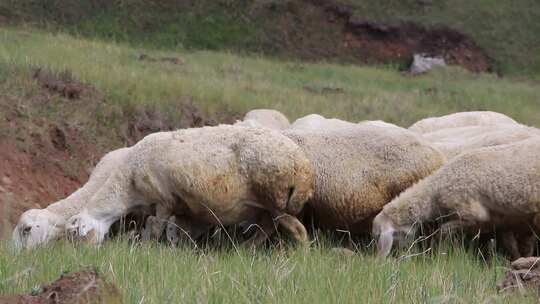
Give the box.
[0,269,121,304]
[497,257,540,295]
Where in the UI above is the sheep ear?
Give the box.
[377,229,394,258]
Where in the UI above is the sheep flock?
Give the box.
[12,109,540,261]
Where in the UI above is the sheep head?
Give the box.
[12,209,64,250]
[372,212,414,258]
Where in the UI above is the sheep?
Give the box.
[234,109,290,130]
[11,147,130,250]
[289,114,355,131]
[408,111,519,134]
[372,137,540,259]
[289,113,401,132]
[64,125,314,247]
[283,120,445,234]
[424,125,539,159]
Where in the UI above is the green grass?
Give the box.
[0,239,533,303]
[2,0,540,78]
[0,27,539,127]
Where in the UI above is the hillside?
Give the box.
[1,0,540,78]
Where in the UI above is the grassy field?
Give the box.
[2,0,540,78]
[0,238,535,303]
[1,26,540,303]
[1,28,539,128]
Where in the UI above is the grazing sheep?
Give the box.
[283,121,445,233]
[425,125,539,159]
[235,109,290,130]
[373,137,540,259]
[12,148,130,250]
[409,111,519,134]
[290,114,401,132]
[65,125,314,246]
[289,114,355,131]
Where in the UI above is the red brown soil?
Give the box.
[0,269,121,304]
[0,142,82,238]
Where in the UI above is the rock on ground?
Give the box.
[0,269,121,304]
[497,257,540,294]
[408,53,446,75]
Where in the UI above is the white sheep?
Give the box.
[283,119,445,234]
[424,125,539,159]
[12,147,130,249]
[234,109,290,130]
[408,111,519,134]
[65,125,314,246]
[373,137,540,259]
[289,114,355,131]
[290,114,402,132]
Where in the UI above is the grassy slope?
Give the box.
[1,28,539,128]
[2,0,540,78]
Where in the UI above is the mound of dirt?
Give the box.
[497,257,540,294]
[33,68,96,100]
[259,0,490,73]
[125,100,231,145]
[0,269,121,304]
[138,53,184,65]
[322,2,490,72]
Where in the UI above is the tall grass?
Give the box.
[0,28,539,127]
[0,239,533,303]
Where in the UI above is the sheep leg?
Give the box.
[519,233,537,258]
[274,213,309,247]
[501,231,521,260]
[439,219,476,236]
[141,216,157,242]
[166,215,208,247]
[141,205,172,242]
[242,214,276,248]
[152,205,172,240]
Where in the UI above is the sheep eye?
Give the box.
[22,226,32,235]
